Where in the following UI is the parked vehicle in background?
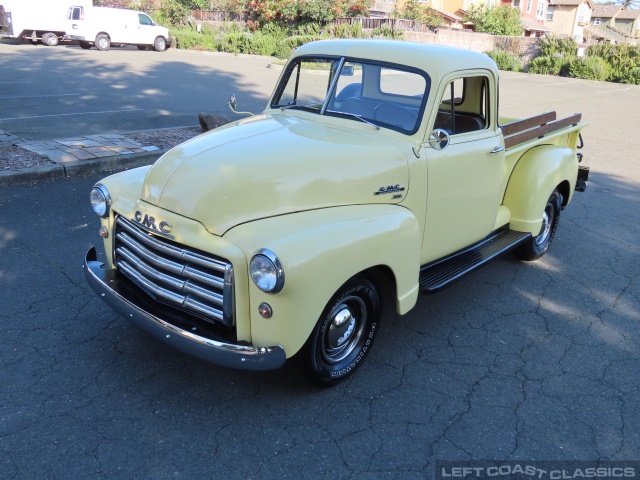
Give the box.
[0,0,90,46]
[85,40,589,386]
[66,6,171,51]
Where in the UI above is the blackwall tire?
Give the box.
[299,276,381,387]
[515,189,562,261]
[78,41,92,50]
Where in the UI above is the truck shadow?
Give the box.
[0,41,275,139]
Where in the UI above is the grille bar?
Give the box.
[114,216,233,326]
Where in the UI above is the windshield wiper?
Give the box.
[279,103,320,111]
[326,110,380,130]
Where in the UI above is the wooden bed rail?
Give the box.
[501,111,582,149]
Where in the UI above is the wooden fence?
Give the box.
[190,10,435,33]
[192,10,250,23]
[331,17,435,33]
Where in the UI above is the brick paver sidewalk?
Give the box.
[14,134,159,164]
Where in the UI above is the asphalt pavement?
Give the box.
[0,43,639,479]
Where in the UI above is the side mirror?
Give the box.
[341,65,354,77]
[227,93,254,116]
[428,129,450,150]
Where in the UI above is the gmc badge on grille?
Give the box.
[133,211,173,238]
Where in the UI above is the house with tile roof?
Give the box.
[499,0,553,36]
[586,5,640,44]
[544,0,594,41]
[613,8,640,40]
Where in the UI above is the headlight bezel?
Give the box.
[90,183,111,218]
[250,248,285,294]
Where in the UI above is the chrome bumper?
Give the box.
[84,247,286,371]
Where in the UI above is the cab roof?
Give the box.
[292,39,499,80]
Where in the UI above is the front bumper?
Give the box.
[84,247,286,371]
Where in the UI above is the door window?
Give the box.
[138,13,154,26]
[434,76,489,135]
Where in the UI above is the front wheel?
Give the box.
[515,189,562,261]
[298,276,381,387]
[154,36,167,52]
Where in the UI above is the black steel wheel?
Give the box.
[95,34,110,51]
[299,276,381,387]
[42,32,59,47]
[515,189,562,261]
[154,36,167,52]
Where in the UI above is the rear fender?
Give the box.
[223,205,421,358]
[504,145,578,235]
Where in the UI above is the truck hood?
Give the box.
[141,114,410,236]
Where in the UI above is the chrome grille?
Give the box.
[114,216,234,326]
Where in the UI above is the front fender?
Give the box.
[504,145,577,235]
[223,205,421,358]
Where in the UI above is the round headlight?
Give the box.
[250,249,284,294]
[90,184,111,218]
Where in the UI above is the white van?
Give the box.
[0,0,91,46]
[66,6,171,52]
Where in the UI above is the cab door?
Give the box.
[135,12,156,45]
[422,71,506,263]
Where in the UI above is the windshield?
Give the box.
[271,56,430,135]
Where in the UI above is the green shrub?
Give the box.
[273,35,325,59]
[248,31,279,56]
[537,35,577,57]
[486,49,522,72]
[219,32,252,54]
[371,25,403,40]
[291,22,323,36]
[172,28,204,50]
[569,56,610,81]
[527,54,571,76]
[329,23,366,39]
[587,43,640,85]
[261,20,290,40]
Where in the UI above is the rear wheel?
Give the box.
[154,36,167,52]
[42,32,59,47]
[298,276,381,387]
[515,189,562,261]
[78,41,91,50]
[95,34,110,51]
[137,45,146,51]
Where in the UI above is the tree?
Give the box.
[465,5,523,36]
[393,0,443,29]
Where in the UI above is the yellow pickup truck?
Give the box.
[85,39,589,386]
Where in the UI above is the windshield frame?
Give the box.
[270,55,431,136]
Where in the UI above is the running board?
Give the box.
[419,229,531,294]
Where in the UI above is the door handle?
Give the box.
[490,146,505,154]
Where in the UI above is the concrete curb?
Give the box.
[0,149,168,187]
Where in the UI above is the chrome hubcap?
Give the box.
[323,299,365,363]
[535,204,553,246]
